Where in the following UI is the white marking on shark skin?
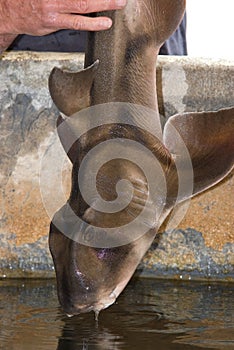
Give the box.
[123,0,156,36]
[124,0,141,33]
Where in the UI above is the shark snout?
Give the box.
[49,222,135,316]
[55,270,118,316]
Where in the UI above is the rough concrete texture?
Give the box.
[0,52,233,280]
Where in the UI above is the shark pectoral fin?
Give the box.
[163,107,234,199]
[49,60,99,116]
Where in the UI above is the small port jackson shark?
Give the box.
[48,0,234,317]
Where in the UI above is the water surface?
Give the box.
[0,278,233,350]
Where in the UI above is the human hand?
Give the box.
[0,0,127,36]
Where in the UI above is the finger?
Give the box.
[54,14,113,31]
[57,0,127,14]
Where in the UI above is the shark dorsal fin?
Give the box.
[49,60,99,116]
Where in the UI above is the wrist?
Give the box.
[0,34,17,54]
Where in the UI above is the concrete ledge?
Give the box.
[0,52,233,280]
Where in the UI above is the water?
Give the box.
[0,278,233,350]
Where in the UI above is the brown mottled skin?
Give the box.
[49,0,234,316]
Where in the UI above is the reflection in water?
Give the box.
[0,278,233,350]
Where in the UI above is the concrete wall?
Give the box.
[0,52,233,280]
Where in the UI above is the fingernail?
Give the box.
[101,18,112,29]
